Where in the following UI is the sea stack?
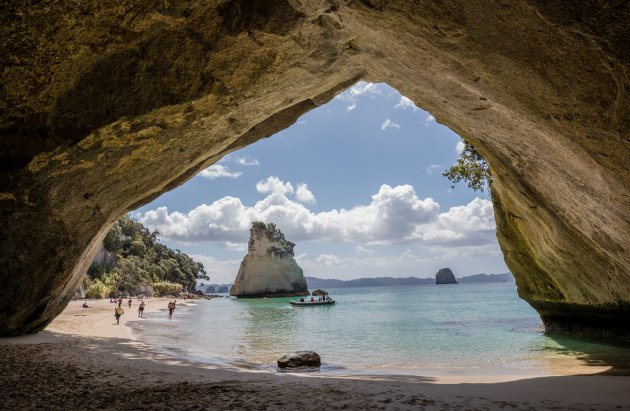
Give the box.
[436,268,458,285]
[230,222,309,298]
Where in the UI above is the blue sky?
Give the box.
[133,82,509,283]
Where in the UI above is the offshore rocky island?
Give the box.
[230,222,309,298]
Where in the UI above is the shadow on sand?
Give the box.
[1,331,629,410]
[542,331,630,375]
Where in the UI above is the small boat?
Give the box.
[290,299,335,306]
[290,289,335,306]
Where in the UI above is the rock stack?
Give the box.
[435,268,458,284]
[230,222,309,298]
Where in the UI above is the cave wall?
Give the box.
[1,0,628,336]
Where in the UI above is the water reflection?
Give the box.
[235,297,301,362]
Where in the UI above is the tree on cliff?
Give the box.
[85,216,208,298]
[442,141,493,193]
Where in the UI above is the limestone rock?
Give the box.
[92,244,117,267]
[277,351,321,369]
[0,1,629,336]
[435,268,458,285]
[230,222,309,298]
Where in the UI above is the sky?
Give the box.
[133,82,509,284]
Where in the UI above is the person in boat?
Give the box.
[299,297,304,302]
[310,296,315,302]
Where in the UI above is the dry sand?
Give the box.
[1,298,629,410]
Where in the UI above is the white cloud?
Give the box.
[336,81,383,111]
[189,254,241,284]
[221,241,247,252]
[138,180,496,253]
[401,249,419,259]
[456,140,466,154]
[355,246,374,256]
[198,164,242,180]
[381,118,401,130]
[256,176,294,195]
[393,96,418,110]
[343,81,382,98]
[409,198,496,247]
[315,254,342,266]
[426,164,443,175]
[295,183,316,204]
[297,253,434,279]
[430,243,503,260]
[139,196,251,243]
[424,114,435,126]
[236,157,260,166]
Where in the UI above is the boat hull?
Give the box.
[290,300,335,306]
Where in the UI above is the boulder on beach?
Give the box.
[436,268,458,284]
[277,351,321,369]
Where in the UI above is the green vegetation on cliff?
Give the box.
[85,216,208,298]
[442,142,493,192]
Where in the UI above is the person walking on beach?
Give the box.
[138,300,145,318]
[114,304,124,325]
[168,301,174,319]
[128,298,132,308]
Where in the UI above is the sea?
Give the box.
[130,282,630,376]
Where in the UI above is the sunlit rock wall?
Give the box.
[1,0,628,336]
[230,222,308,298]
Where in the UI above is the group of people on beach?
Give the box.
[109,297,177,324]
[110,297,147,323]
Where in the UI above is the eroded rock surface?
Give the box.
[436,268,457,285]
[230,222,308,298]
[277,351,321,369]
[1,1,629,336]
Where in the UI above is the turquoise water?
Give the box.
[131,283,630,375]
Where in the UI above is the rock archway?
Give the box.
[1,0,628,336]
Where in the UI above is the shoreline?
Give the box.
[46,298,630,380]
[125,298,624,380]
[1,298,629,409]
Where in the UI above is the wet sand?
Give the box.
[1,299,629,410]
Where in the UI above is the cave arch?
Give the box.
[1,0,628,336]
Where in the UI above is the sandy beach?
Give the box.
[1,299,629,410]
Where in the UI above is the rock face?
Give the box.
[1,1,629,336]
[277,351,321,369]
[436,268,458,285]
[230,222,309,298]
[92,244,117,267]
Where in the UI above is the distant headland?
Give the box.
[306,272,513,289]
